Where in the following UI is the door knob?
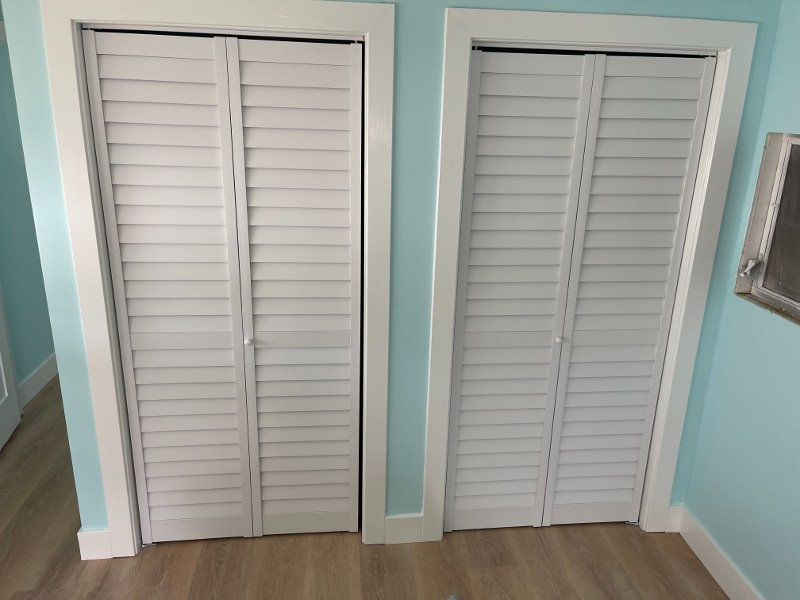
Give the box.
[244,337,254,347]
[554,336,564,344]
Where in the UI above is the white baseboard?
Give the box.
[18,353,57,408]
[670,505,763,600]
[384,513,423,544]
[77,528,113,560]
[666,505,683,533]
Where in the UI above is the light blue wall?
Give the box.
[0,31,53,380]
[1,0,107,530]
[0,0,781,532]
[671,0,800,597]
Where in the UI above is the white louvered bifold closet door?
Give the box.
[83,31,253,542]
[444,51,595,531]
[542,55,715,525]
[226,38,362,535]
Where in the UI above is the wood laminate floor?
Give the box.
[0,379,727,599]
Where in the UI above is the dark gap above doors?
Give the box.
[84,26,362,45]
[474,45,713,58]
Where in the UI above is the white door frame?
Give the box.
[40,0,394,556]
[423,8,756,541]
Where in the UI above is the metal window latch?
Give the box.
[739,259,762,280]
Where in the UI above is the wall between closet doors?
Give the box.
[0,0,782,531]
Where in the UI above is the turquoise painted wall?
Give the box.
[0,0,781,533]
[671,0,800,597]
[1,0,107,529]
[0,28,53,381]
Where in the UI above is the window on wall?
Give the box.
[736,133,800,320]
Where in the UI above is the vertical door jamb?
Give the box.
[214,36,256,537]
[531,53,598,527]
[349,42,364,533]
[541,54,607,526]
[443,50,483,532]
[223,36,264,537]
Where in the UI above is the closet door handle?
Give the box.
[554,336,564,344]
[244,337,254,347]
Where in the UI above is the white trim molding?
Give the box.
[423,7,757,541]
[17,353,58,408]
[384,514,424,545]
[666,505,684,533]
[77,528,113,560]
[670,506,764,600]
[40,0,394,554]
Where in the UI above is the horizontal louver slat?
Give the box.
[101,79,218,105]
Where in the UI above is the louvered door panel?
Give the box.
[84,31,252,542]
[445,51,595,531]
[227,38,362,535]
[543,55,715,525]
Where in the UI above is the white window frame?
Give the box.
[423,8,756,541]
[736,133,800,321]
[40,0,394,557]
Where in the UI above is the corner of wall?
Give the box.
[670,506,764,600]
[17,353,56,407]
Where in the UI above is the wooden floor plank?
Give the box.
[241,535,307,600]
[0,380,63,534]
[360,543,419,600]
[303,533,361,599]
[506,527,581,599]
[0,379,728,599]
[410,538,471,600]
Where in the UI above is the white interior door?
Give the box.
[444,50,596,531]
[0,287,21,452]
[86,30,365,542]
[542,54,715,525]
[226,38,363,536]
[445,50,715,530]
[84,31,253,543]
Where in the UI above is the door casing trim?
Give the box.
[39,0,394,555]
[423,7,756,542]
